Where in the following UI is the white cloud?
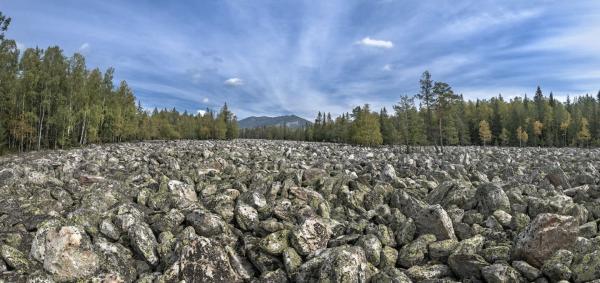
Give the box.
[78,42,90,53]
[196,109,207,116]
[224,77,244,86]
[202,97,209,103]
[356,37,393,49]
[383,64,392,71]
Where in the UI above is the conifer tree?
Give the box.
[417,71,434,144]
[379,107,397,145]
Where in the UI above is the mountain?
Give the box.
[238,115,312,129]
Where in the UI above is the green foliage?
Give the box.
[243,72,600,149]
[350,105,382,146]
[0,12,239,154]
[379,108,398,145]
[0,11,10,41]
[479,120,492,146]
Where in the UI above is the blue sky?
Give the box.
[3,1,600,119]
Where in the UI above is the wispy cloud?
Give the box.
[356,37,393,49]
[78,42,90,53]
[224,77,244,87]
[3,1,598,119]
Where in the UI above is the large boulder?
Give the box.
[164,237,242,283]
[513,213,579,267]
[0,244,32,272]
[296,245,372,282]
[290,217,331,255]
[167,180,198,208]
[572,250,600,282]
[186,209,229,237]
[318,246,371,282]
[415,204,457,240]
[545,166,571,189]
[31,226,99,282]
[128,223,159,266]
[475,183,510,215]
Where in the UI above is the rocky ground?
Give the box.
[0,140,599,282]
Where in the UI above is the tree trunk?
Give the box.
[37,109,44,150]
[439,117,444,152]
[80,112,86,145]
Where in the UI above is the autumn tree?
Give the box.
[577,117,591,147]
[479,120,492,146]
[516,126,528,147]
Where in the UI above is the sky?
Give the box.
[3,0,600,119]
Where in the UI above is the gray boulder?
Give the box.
[514,213,578,267]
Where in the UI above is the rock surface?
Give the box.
[0,140,598,282]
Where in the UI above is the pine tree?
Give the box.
[417,71,434,144]
[432,81,459,150]
[479,120,492,146]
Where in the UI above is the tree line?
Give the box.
[0,12,238,154]
[241,71,599,150]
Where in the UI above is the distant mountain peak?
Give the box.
[238,115,312,129]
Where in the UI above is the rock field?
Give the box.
[1,139,600,282]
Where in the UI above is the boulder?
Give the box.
[164,237,242,283]
[290,217,331,256]
[32,226,99,282]
[571,250,600,282]
[128,223,159,266]
[415,204,457,240]
[317,246,372,282]
[481,263,522,283]
[475,183,510,215]
[545,167,571,189]
[514,213,578,267]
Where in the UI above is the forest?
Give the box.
[1,10,599,154]
[242,71,598,150]
[0,12,238,154]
